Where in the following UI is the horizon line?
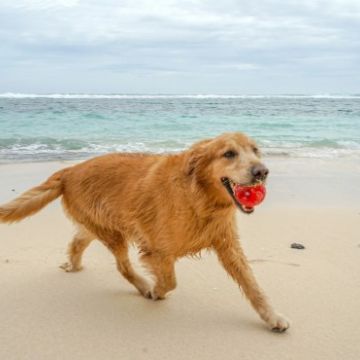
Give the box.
[1,92,360,99]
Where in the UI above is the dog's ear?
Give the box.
[185,139,212,176]
[186,150,200,176]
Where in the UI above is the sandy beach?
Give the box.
[0,157,360,360]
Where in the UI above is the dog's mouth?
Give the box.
[221,177,256,214]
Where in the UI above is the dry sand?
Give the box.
[0,158,360,360]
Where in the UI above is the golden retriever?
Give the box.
[0,132,289,332]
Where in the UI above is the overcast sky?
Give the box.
[1,0,360,94]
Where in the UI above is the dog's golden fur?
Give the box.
[0,132,289,332]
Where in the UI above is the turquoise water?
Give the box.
[0,94,359,162]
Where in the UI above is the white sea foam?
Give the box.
[1,142,360,162]
[1,93,360,99]
[0,142,184,157]
[262,147,360,159]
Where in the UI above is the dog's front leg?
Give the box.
[213,238,289,332]
[141,252,177,300]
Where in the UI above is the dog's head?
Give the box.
[185,132,268,214]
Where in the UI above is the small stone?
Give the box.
[11,189,15,192]
[5,259,10,263]
[291,243,305,250]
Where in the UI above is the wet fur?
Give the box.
[0,132,289,332]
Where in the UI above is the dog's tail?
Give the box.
[0,168,67,223]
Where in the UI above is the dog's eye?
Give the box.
[252,146,260,155]
[223,150,238,159]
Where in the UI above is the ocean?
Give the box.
[0,93,359,163]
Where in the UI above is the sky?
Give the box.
[1,0,360,94]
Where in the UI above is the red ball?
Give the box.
[234,184,266,208]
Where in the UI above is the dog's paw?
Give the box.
[141,288,165,301]
[59,262,83,273]
[150,291,166,301]
[267,313,290,333]
[138,287,155,300]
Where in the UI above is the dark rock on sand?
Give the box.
[291,243,305,250]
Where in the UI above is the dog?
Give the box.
[0,132,289,332]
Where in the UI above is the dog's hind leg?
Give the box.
[103,236,151,298]
[60,226,95,272]
[141,253,177,300]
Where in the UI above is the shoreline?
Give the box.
[1,149,360,165]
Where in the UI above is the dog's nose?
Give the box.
[251,164,269,180]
